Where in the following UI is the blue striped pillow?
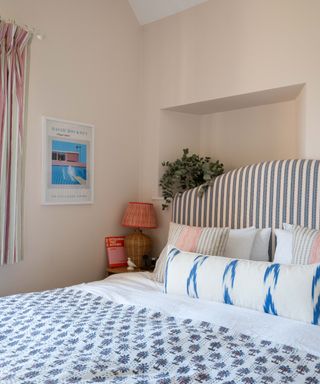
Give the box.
[164,246,320,325]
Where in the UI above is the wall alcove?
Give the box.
[155,83,305,200]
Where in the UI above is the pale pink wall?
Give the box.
[1,0,319,292]
[140,0,320,255]
[0,0,142,295]
[200,100,298,171]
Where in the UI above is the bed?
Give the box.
[1,159,320,383]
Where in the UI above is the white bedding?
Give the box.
[73,271,320,356]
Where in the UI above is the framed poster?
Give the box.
[42,116,94,205]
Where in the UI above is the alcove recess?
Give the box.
[154,83,305,200]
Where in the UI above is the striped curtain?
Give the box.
[0,22,32,265]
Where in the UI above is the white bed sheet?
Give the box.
[73,272,320,356]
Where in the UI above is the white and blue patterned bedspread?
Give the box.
[0,288,319,383]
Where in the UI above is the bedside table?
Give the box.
[107,266,154,275]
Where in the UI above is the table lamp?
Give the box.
[121,202,157,268]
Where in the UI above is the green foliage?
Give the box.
[159,148,224,210]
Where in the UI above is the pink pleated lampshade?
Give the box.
[121,202,157,229]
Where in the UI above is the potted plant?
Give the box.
[159,148,224,210]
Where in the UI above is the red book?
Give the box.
[105,236,127,267]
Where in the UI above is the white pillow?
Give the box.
[274,229,293,264]
[250,228,271,262]
[206,227,271,261]
[225,227,257,260]
[164,246,320,325]
[283,223,295,231]
[273,224,295,264]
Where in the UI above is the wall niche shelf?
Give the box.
[162,83,304,115]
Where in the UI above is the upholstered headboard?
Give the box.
[171,160,320,257]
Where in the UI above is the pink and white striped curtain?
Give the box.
[0,22,32,265]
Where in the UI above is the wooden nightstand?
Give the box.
[107,266,154,275]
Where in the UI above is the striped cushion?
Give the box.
[153,223,230,282]
[164,246,320,325]
[293,226,320,264]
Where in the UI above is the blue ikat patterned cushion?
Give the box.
[164,246,320,325]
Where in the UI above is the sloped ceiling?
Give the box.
[128,0,208,25]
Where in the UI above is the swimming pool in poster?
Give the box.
[52,165,87,185]
[51,140,87,186]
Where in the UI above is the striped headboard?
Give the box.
[171,159,320,257]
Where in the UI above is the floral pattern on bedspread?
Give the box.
[0,288,319,384]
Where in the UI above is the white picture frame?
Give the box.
[42,116,94,205]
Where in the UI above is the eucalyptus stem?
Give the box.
[159,148,224,210]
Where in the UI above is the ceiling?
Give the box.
[128,0,208,25]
